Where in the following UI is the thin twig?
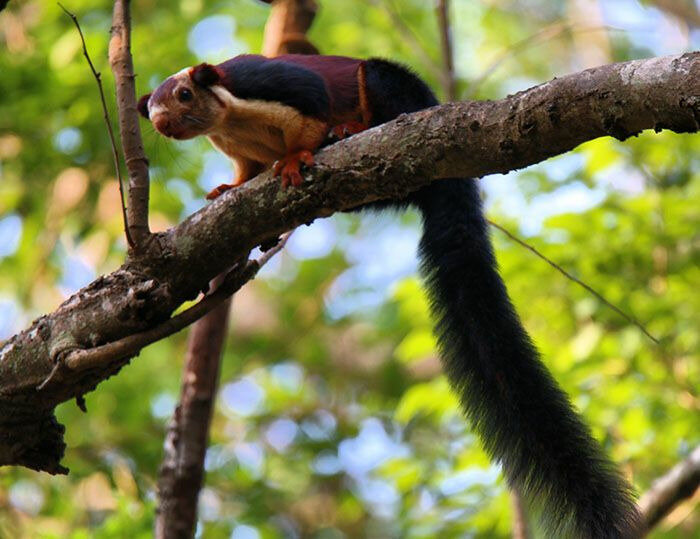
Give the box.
[57,3,133,249]
[258,231,293,266]
[468,24,622,98]
[36,361,62,391]
[36,236,295,390]
[469,23,569,97]
[435,0,456,101]
[366,0,443,82]
[488,219,659,344]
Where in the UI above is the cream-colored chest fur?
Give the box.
[209,121,285,165]
[207,85,328,167]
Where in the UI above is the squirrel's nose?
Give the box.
[153,115,171,136]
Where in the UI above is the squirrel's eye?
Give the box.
[177,88,193,102]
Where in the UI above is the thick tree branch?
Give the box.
[62,259,258,372]
[0,52,698,473]
[109,0,151,248]
[639,446,700,534]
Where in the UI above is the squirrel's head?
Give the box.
[138,63,227,140]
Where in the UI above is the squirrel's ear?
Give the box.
[137,94,151,119]
[190,63,222,87]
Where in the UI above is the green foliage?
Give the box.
[0,1,698,537]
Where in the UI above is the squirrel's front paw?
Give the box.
[273,150,314,188]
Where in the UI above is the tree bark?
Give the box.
[155,282,232,539]
[436,0,457,101]
[0,52,698,474]
[108,0,151,248]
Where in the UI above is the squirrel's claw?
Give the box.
[205,183,234,200]
[273,150,314,188]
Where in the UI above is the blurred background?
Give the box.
[0,0,698,537]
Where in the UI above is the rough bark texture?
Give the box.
[0,52,698,474]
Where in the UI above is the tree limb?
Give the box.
[61,258,258,373]
[639,446,700,534]
[153,231,291,536]
[154,273,233,539]
[153,236,290,537]
[109,0,151,248]
[0,52,698,474]
[435,0,456,101]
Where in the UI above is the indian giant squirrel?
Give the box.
[139,54,640,538]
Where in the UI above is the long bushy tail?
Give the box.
[363,58,640,537]
[414,180,639,537]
